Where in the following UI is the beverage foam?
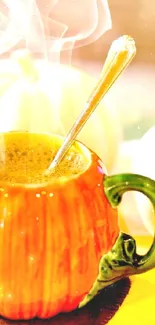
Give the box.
[0,132,89,184]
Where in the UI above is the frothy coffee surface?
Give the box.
[0,132,90,184]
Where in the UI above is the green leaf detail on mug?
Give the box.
[79,232,137,308]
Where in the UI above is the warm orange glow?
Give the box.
[0,132,119,320]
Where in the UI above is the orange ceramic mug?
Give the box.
[0,131,155,320]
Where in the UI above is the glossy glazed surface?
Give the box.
[0,132,119,319]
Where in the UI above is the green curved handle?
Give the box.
[79,173,155,308]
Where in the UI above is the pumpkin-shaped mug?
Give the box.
[0,131,154,320]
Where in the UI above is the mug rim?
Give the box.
[0,131,92,190]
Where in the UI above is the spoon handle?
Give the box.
[47,35,136,173]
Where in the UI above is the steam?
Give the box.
[0,0,112,57]
[0,0,112,141]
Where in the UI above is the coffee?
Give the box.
[0,132,90,184]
